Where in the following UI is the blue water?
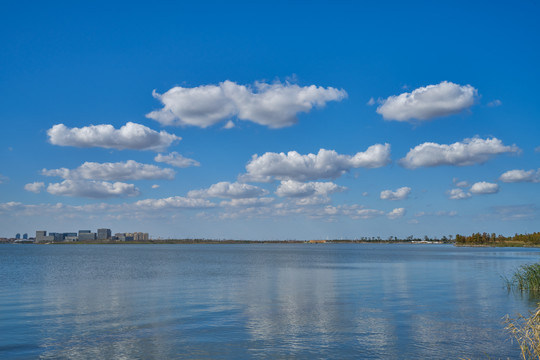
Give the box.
[1,243,539,359]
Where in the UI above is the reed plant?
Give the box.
[505,305,540,360]
[505,263,540,292]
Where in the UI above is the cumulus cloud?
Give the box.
[399,137,519,169]
[133,196,216,210]
[241,144,391,182]
[151,184,160,189]
[470,181,499,194]
[0,197,217,219]
[380,186,411,200]
[47,180,140,198]
[188,181,268,199]
[376,81,478,122]
[448,188,471,200]
[154,152,200,168]
[293,196,332,206]
[387,207,406,219]
[500,169,540,183]
[146,80,347,128]
[220,197,275,207]
[275,180,346,198]
[24,182,45,193]
[355,209,385,219]
[47,122,181,151]
[42,160,175,181]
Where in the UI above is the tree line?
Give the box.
[455,232,540,245]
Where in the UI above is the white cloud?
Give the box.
[470,181,499,194]
[500,169,540,183]
[399,137,519,169]
[275,180,346,198]
[241,144,391,182]
[47,122,181,151]
[223,120,235,129]
[133,196,216,210]
[387,207,406,219]
[220,197,275,207]
[42,160,175,181]
[0,201,25,213]
[415,210,457,217]
[367,97,376,106]
[448,188,471,200]
[47,180,140,198]
[355,209,385,219]
[154,152,200,168]
[24,182,45,193]
[376,81,478,122]
[487,99,502,107]
[380,186,411,200]
[453,178,470,188]
[151,184,160,189]
[293,196,332,206]
[146,80,347,128]
[188,181,268,199]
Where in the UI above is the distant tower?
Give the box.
[15,233,21,239]
[23,233,28,240]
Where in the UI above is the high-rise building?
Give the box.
[49,232,65,242]
[97,228,111,240]
[15,233,20,239]
[22,233,28,240]
[78,230,96,241]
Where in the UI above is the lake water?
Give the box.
[1,243,539,359]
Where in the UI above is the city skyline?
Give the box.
[1,1,539,240]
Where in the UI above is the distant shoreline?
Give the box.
[35,239,450,245]
[6,239,540,248]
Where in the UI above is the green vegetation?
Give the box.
[456,232,540,247]
[506,263,540,293]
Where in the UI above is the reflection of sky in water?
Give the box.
[1,244,539,359]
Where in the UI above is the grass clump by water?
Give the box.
[506,263,540,293]
[503,263,540,359]
[505,306,540,360]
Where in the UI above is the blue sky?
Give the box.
[1,0,539,239]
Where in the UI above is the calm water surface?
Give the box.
[1,243,539,359]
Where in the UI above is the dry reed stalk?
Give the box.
[505,305,540,360]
